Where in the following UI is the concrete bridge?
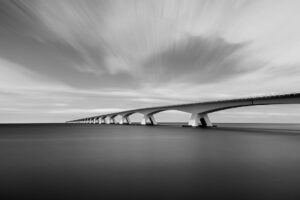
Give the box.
[67,93,300,127]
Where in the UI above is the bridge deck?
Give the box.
[68,92,300,126]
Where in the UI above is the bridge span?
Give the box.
[67,93,300,127]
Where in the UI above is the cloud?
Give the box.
[1,0,300,122]
[143,36,252,84]
[0,58,66,90]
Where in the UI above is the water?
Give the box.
[0,123,300,199]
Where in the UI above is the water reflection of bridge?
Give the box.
[67,93,300,127]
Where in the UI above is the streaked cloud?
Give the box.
[0,0,300,122]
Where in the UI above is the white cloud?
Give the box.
[0,58,69,91]
[2,0,300,123]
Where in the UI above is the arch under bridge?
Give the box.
[67,93,300,127]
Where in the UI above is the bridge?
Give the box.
[67,93,300,127]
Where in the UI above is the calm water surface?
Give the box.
[0,123,300,199]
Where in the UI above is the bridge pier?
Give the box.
[188,113,212,127]
[120,116,131,124]
[141,114,157,125]
[111,117,116,124]
[126,116,131,124]
[106,116,116,124]
[105,117,111,124]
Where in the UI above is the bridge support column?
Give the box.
[105,117,111,124]
[200,113,212,127]
[126,116,131,124]
[120,116,131,124]
[98,117,103,124]
[141,114,157,125]
[93,118,97,124]
[188,113,212,127]
[111,117,116,124]
[106,116,115,124]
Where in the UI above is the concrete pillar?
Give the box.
[126,116,131,124]
[119,116,125,124]
[98,117,103,124]
[93,118,97,124]
[105,117,110,124]
[200,113,212,127]
[106,116,115,124]
[188,113,200,127]
[188,113,212,127]
[141,114,157,125]
[120,116,131,124]
[111,117,116,124]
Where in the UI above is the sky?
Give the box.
[1,0,300,123]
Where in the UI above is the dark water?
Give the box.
[0,123,300,200]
